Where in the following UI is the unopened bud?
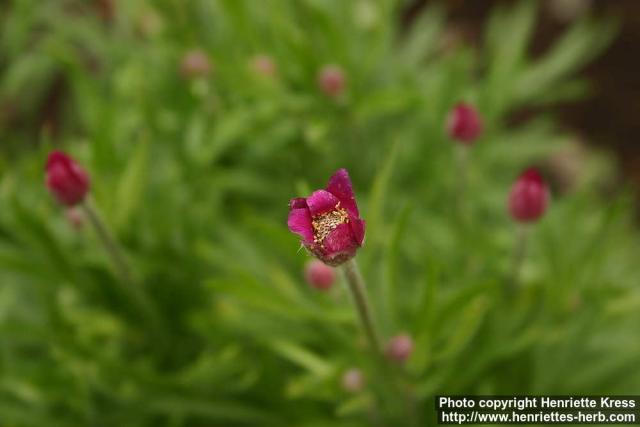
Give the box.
[385,333,414,363]
[341,368,365,392]
[65,207,84,230]
[180,49,212,79]
[304,259,336,291]
[317,64,345,98]
[446,102,483,144]
[251,54,276,77]
[45,151,90,207]
[508,168,550,223]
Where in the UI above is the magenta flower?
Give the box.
[446,102,483,144]
[45,151,90,206]
[508,168,550,223]
[288,169,365,266]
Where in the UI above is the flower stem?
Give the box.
[507,223,529,293]
[343,260,420,425]
[342,259,383,356]
[80,199,158,326]
[81,201,131,282]
[455,145,471,221]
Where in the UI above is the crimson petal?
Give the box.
[289,197,308,209]
[350,218,365,246]
[323,223,357,256]
[326,168,359,217]
[287,208,314,243]
[306,189,340,217]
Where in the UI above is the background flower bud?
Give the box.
[385,333,414,363]
[45,151,90,206]
[508,168,550,222]
[317,64,345,98]
[180,49,212,79]
[304,259,336,290]
[341,368,365,392]
[251,54,276,77]
[446,102,483,144]
[65,207,84,230]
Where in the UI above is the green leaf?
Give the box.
[434,295,490,362]
[515,16,617,105]
[398,4,445,67]
[365,136,401,250]
[114,137,149,230]
[269,340,334,377]
[482,0,537,117]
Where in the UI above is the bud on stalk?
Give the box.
[45,151,90,206]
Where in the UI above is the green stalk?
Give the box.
[80,199,158,326]
[342,258,383,356]
[455,144,470,213]
[507,223,529,293]
[343,259,421,426]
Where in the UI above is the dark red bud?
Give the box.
[446,102,483,144]
[45,151,90,206]
[508,168,550,223]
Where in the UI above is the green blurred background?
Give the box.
[0,0,639,425]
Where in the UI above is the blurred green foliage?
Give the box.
[0,0,638,426]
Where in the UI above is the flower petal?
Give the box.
[520,167,544,184]
[326,168,359,217]
[323,223,357,256]
[350,218,365,246]
[289,197,308,209]
[306,190,340,217]
[287,207,314,243]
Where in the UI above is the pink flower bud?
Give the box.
[287,169,365,266]
[180,49,212,79]
[341,368,365,392]
[45,151,90,207]
[508,168,550,223]
[385,333,414,363]
[304,260,336,290]
[446,102,483,144]
[317,64,345,98]
[65,207,84,230]
[251,54,276,77]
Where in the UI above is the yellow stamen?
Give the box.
[311,203,349,247]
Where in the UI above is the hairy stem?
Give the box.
[81,201,132,282]
[455,144,470,215]
[342,258,383,356]
[343,259,421,426]
[81,199,158,325]
[507,223,529,293]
